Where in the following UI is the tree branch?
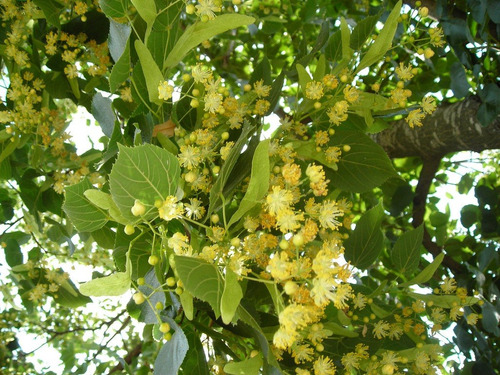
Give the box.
[108,343,143,374]
[412,158,466,274]
[372,96,500,159]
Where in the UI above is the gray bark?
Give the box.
[372,96,500,159]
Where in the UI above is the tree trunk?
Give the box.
[372,96,500,159]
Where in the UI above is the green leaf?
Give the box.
[4,239,23,267]
[340,17,352,60]
[221,269,243,324]
[179,289,194,320]
[91,92,115,138]
[344,202,384,269]
[134,39,164,103]
[109,20,131,62]
[109,144,180,222]
[392,225,423,275]
[164,14,255,69]
[175,256,223,318]
[154,317,189,375]
[350,13,380,50]
[130,0,156,27]
[156,132,179,155]
[63,179,109,232]
[0,135,20,164]
[80,255,131,296]
[84,189,128,225]
[228,139,269,227]
[109,37,130,93]
[293,139,339,171]
[224,355,263,375]
[99,0,130,18]
[33,0,62,27]
[208,123,254,217]
[327,130,397,192]
[399,253,445,287]
[356,1,401,73]
[408,292,479,308]
[296,64,312,92]
[450,61,471,99]
[114,229,152,279]
[183,325,210,375]
[325,29,342,62]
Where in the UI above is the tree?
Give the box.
[0,0,498,374]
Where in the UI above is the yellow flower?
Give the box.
[292,343,314,364]
[406,108,425,128]
[276,209,304,233]
[253,79,271,98]
[306,164,325,184]
[372,320,390,339]
[192,64,212,83]
[195,0,221,20]
[273,327,298,350]
[466,312,478,325]
[204,91,223,113]
[267,251,294,281]
[253,99,270,115]
[322,74,338,89]
[184,198,205,219]
[343,85,359,103]
[159,196,183,221]
[168,232,192,255]
[282,163,302,185]
[220,141,234,160]
[395,62,414,81]
[305,81,324,100]
[327,100,349,125]
[341,352,360,371]
[318,200,343,230]
[313,355,336,375]
[325,146,341,163]
[178,145,201,170]
[266,186,294,217]
[158,81,174,101]
[310,276,335,306]
[421,96,436,114]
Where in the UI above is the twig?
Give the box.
[108,343,143,374]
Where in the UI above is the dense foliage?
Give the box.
[0,0,498,374]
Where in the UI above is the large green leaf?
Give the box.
[80,255,131,296]
[228,139,269,228]
[164,14,255,69]
[183,325,210,375]
[135,39,164,103]
[33,0,62,27]
[356,1,401,73]
[350,13,380,50]
[109,144,180,222]
[221,269,243,324]
[392,225,423,275]
[399,253,445,287]
[329,130,397,192]
[224,355,263,375]
[154,316,189,375]
[130,0,156,28]
[91,92,115,138]
[344,202,384,269]
[99,0,130,18]
[175,256,223,318]
[63,179,109,232]
[109,34,131,93]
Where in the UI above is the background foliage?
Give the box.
[0,0,498,374]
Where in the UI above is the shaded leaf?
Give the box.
[392,225,423,275]
[344,202,384,269]
[135,39,164,103]
[91,92,115,138]
[154,317,189,375]
[175,256,223,318]
[399,253,445,287]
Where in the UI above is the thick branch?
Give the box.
[373,96,500,159]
